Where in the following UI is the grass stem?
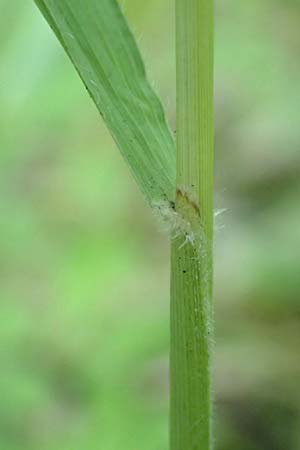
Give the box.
[170,1,214,449]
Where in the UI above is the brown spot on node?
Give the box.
[176,188,200,216]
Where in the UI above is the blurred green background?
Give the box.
[0,1,300,449]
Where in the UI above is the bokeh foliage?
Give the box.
[0,1,299,449]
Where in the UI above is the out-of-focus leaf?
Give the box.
[34,0,176,204]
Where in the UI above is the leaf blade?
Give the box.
[34,0,176,204]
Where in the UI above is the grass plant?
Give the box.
[33,1,214,449]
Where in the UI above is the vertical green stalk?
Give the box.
[170,1,214,449]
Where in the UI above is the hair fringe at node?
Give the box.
[152,199,196,246]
